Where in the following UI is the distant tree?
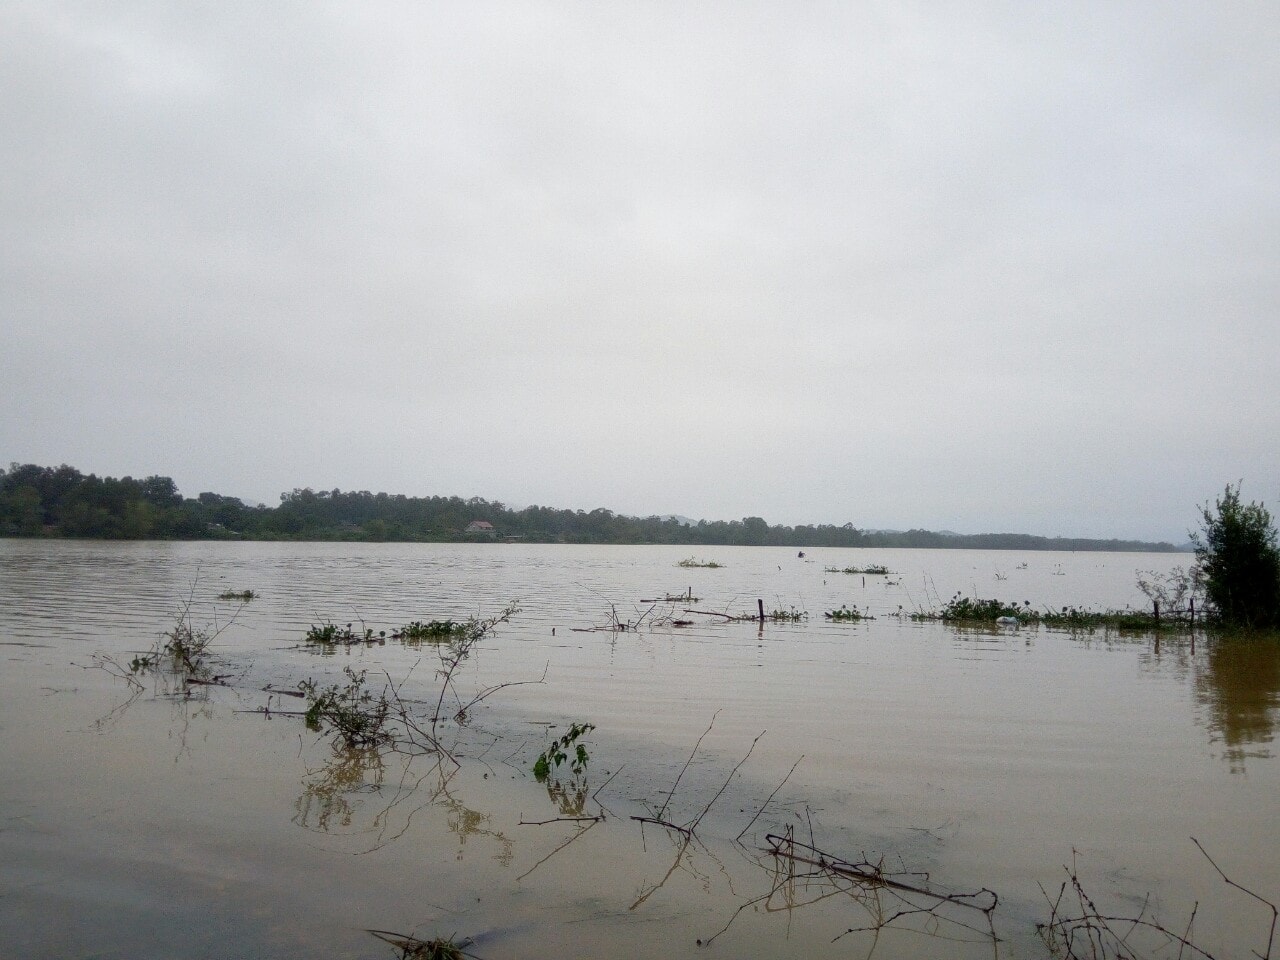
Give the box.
[1192,483,1280,628]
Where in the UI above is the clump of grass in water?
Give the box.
[824,564,891,575]
[393,620,467,644]
[910,593,1184,632]
[217,589,256,601]
[915,594,1032,622]
[368,930,474,960]
[122,578,250,684]
[304,621,386,646]
[678,557,723,568]
[825,604,874,621]
[749,605,808,622]
[131,611,216,679]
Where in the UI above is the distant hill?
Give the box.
[0,462,1179,551]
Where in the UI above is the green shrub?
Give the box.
[1193,483,1280,628]
[298,667,391,748]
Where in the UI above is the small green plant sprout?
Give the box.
[824,564,891,575]
[217,589,256,601]
[824,604,874,621]
[533,722,595,781]
[298,667,391,749]
[678,557,724,568]
[304,621,386,647]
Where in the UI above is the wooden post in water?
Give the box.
[1153,600,1160,626]
[1189,598,1196,655]
[758,598,765,624]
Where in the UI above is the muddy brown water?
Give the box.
[1,541,1276,959]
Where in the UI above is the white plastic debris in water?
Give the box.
[995,615,1020,627]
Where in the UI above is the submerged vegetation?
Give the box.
[299,667,392,749]
[368,931,473,960]
[120,580,249,684]
[825,604,874,621]
[305,621,387,646]
[1194,482,1280,628]
[825,564,891,575]
[677,557,724,568]
[393,620,468,643]
[907,592,1195,631]
[756,605,808,622]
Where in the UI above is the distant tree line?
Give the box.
[0,462,1178,552]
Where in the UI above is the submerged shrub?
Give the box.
[299,667,391,748]
[394,620,467,644]
[825,604,874,621]
[1193,483,1280,628]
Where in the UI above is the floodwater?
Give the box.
[1,540,1276,959]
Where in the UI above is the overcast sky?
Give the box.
[2,2,1277,542]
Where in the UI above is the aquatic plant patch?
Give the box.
[825,604,874,621]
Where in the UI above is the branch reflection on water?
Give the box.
[291,743,514,866]
[1196,634,1280,773]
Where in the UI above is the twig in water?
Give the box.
[737,755,804,842]
[658,710,719,821]
[1192,836,1276,960]
[688,730,764,833]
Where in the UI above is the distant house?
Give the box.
[465,520,496,537]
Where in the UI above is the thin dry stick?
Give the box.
[658,710,719,821]
[683,608,744,621]
[1039,854,1221,960]
[630,834,697,910]
[703,861,801,946]
[515,819,600,882]
[688,730,764,832]
[630,815,693,837]
[518,814,603,826]
[454,665,548,721]
[737,755,804,842]
[591,764,623,806]
[765,835,998,914]
[1192,836,1277,960]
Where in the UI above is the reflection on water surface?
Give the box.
[0,540,1277,959]
[1196,635,1280,772]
